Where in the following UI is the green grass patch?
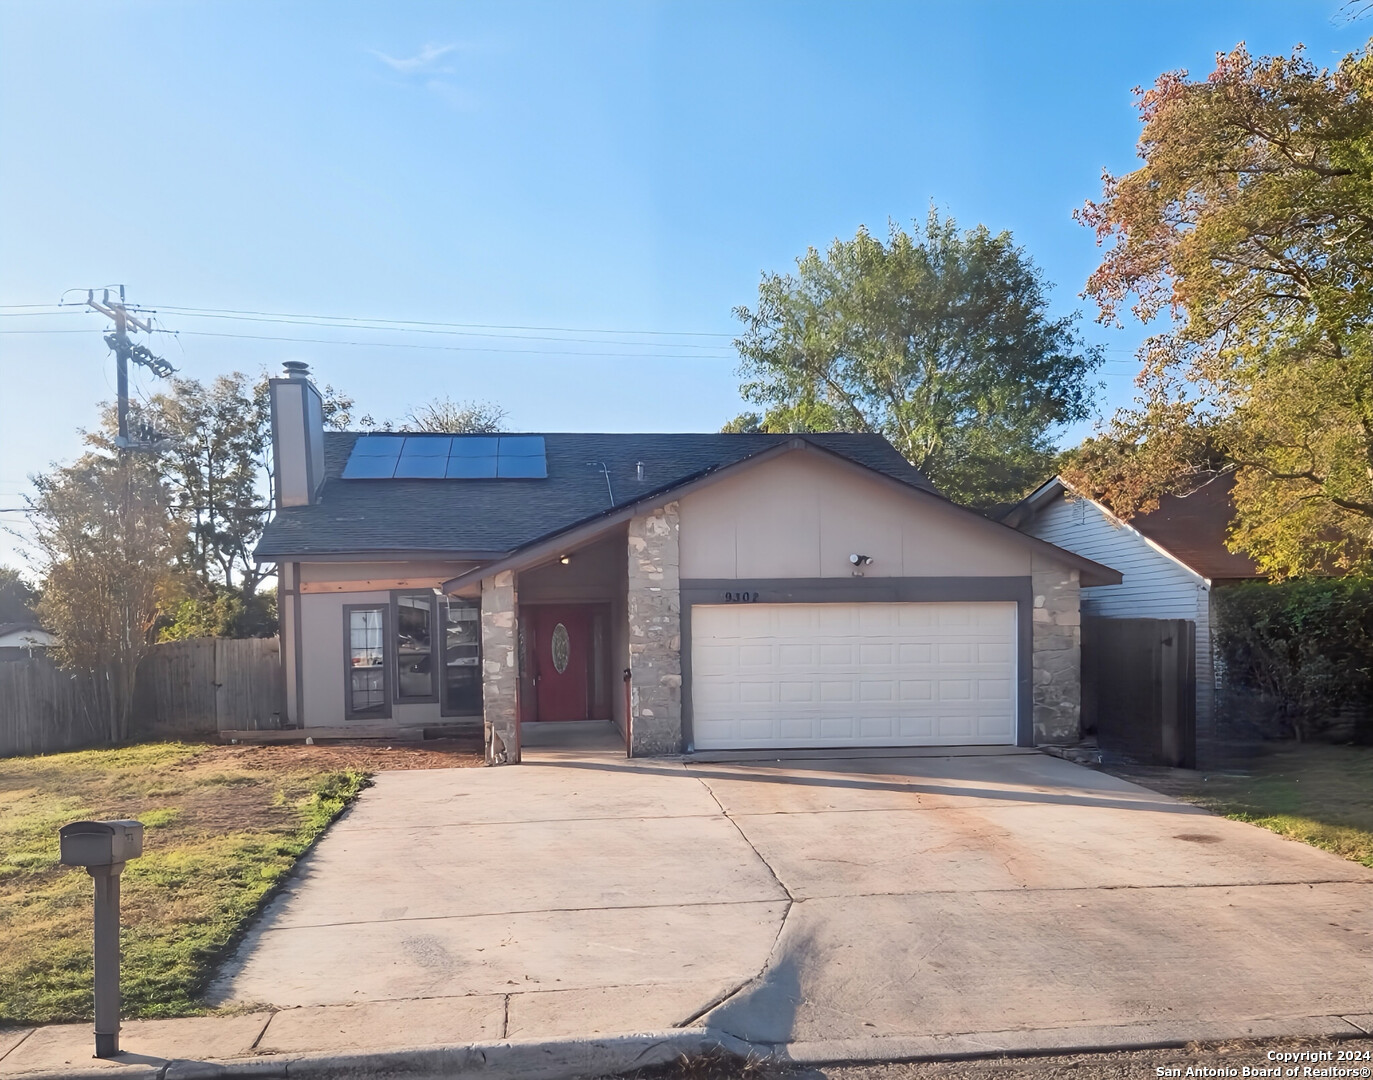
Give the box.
[1114,743,1373,867]
[0,741,370,1024]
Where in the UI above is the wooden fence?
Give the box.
[1082,616,1197,768]
[130,637,284,738]
[0,637,283,757]
[0,658,106,757]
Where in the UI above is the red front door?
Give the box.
[530,606,591,722]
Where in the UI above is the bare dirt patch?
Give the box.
[209,738,484,774]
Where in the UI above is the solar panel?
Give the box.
[394,455,450,478]
[497,454,548,478]
[445,455,499,479]
[400,436,452,457]
[448,436,501,458]
[342,453,400,479]
[498,435,546,457]
[342,433,546,480]
[351,435,405,457]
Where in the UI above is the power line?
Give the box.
[145,303,736,338]
[0,324,1145,366]
[138,308,733,349]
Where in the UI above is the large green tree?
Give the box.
[730,211,1103,507]
[0,568,38,625]
[1069,41,1373,576]
[31,452,177,741]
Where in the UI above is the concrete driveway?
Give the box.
[212,744,1373,1057]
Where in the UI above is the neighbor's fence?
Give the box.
[0,657,107,757]
[0,637,283,757]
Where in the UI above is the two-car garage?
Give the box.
[688,601,1020,750]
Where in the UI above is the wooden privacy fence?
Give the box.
[1082,617,1196,768]
[130,637,284,738]
[0,637,284,757]
[0,658,106,757]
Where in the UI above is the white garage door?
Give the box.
[690,602,1018,749]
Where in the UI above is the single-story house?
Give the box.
[255,363,1121,764]
[1001,474,1261,750]
[0,621,55,660]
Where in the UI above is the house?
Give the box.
[0,621,55,661]
[254,362,1121,764]
[1001,474,1262,755]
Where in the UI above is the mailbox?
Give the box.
[59,820,144,868]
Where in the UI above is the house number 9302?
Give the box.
[723,591,760,603]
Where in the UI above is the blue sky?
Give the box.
[1,0,1366,569]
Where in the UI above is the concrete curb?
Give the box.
[6,1015,1372,1080]
[757,1014,1373,1067]
[3,1029,726,1080]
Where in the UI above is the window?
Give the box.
[442,598,482,715]
[345,606,388,718]
[394,593,436,701]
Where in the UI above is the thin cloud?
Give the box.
[371,43,459,75]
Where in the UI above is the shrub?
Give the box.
[1213,579,1373,742]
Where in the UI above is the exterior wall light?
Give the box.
[849,554,873,565]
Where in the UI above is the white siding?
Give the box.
[1023,491,1215,741]
[1024,494,1204,619]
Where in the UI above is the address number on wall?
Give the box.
[722,591,761,603]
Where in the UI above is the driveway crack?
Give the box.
[689,771,795,903]
[677,770,798,1031]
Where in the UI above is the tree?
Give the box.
[731,211,1103,507]
[1072,41,1373,576]
[137,373,270,595]
[30,452,177,741]
[0,567,38,624]
[400,397,507,434]
[101,371,355,638]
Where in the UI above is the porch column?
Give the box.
[481,571,521,764]
[1032,557,1081,745]
[627,502,682,755]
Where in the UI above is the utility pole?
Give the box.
[84,287,176,450]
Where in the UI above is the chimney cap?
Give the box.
[282,361,311,380]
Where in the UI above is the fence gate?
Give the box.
[1082,617,1196,768]
[131,637,284,737]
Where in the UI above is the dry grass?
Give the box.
[0,739,480,1025]
[1108,742,1373,867]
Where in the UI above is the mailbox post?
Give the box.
[59,820,144,1058]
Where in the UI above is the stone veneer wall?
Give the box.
[627,502,683,755]
[481,571,520,764]
[1031,557,1081,744]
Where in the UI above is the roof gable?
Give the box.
[440,439,1122,591]
[1005,475,1261,583]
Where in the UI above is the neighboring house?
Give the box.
[0,621,55,660]
[254,363,1120,764]
[1001,474,1261,749]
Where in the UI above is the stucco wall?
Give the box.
[293,559,473,729]
[678,451,1034,580]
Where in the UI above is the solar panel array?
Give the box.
[341,435,548,480]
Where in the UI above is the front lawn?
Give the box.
[0,739,480,1025]
[1108,742,1373,867]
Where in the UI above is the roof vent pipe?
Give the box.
[282,360,311,380]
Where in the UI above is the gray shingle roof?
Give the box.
[255,431,939,560]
